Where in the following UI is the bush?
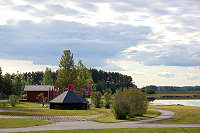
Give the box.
[128,88,148,117]
[104,92,112,109]
[9,95,18,107]
[112,89,130,119]
[36,93,48,107]
[91,91,102,108]
[112,88,148,119]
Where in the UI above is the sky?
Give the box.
[0,0,200,88]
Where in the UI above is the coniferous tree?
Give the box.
[42,67,53,85]
[91,91,102,108]
[26,77,33,85]
[3,73,13,97]
[76,60,94,88]
[0,67,4,97]
[56,50,77,89]
[13,73,22,96]
[104,92,112,109]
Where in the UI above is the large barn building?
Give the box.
[50,91,88,110]
[24,85,58,102]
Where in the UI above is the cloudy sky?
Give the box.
[0,0,200,87]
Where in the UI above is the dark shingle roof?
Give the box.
[24,85,54,91]
[50,91,87,103]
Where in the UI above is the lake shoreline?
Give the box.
[151,99,200,107]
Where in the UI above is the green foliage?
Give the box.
[103,88,112,94]
[91,91,102,108]
[104,92,112,109]
[56,50,77,89]
[76,60,94,88]
[42,67,53,85]
[112,89,129,119]
[112,88,148,119]
[23,71,43,85]
[143,85,200,91]
[9,95,18,107]
[90,68,136,93]
[13,73,22,95]
[2,73,13,97]
[0,67,3,97]
[26,77,33,85]
[128,88,148,117]
[0,102,6,108]
[142,86,156,94]
[36,93,48,107]
[96,81,107,93]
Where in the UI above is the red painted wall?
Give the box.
[27,91,48,102]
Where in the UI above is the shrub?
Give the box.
[9,95,18,107]
[104,92,112,109]
[112,89,130,119]
[112,88,148,119]
[36,93,48,107]
[91,91,102,108]
[0,102,6,108]
[128,88,148,117]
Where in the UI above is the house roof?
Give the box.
[50,91,87,103]
[24,85,54,91]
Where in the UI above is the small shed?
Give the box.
[24,85,57,102]
[50,91,88,110]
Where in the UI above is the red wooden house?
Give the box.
[24,85,58,102]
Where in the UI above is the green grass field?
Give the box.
[20,128,200,133]
[0,102,48,108]
[0,109,99,116]
[0,118,53,128]
[92,108,161,123]
[148,105,200,124]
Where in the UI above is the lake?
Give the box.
[151,99,200,107]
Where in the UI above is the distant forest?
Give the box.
[90,68,136,93]
[142,85,200,91]
[22,68,136,93]
[0,67,136,98]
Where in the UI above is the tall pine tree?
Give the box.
[76,60,94,88]
[42,67,53,85]
[13,73,22,95]
[3,73,13,97]
[0,67,4,97]
[56,50,77,89]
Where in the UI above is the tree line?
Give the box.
[0,50,136,98]
[90,68,136,93]
[142,85,200,92]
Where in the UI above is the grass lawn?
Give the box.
[19,128,200,133]
[92,107,161,123]
[0,118,53,128]
[0,102,48,108]
[0,109,99,116]
[148,105,200,124]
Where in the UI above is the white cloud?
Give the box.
[157,72,175,78]
[0,58,58,74]
[106,59,200,87]
[0,0,200,87]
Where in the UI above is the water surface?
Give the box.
[151,99,200,107]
